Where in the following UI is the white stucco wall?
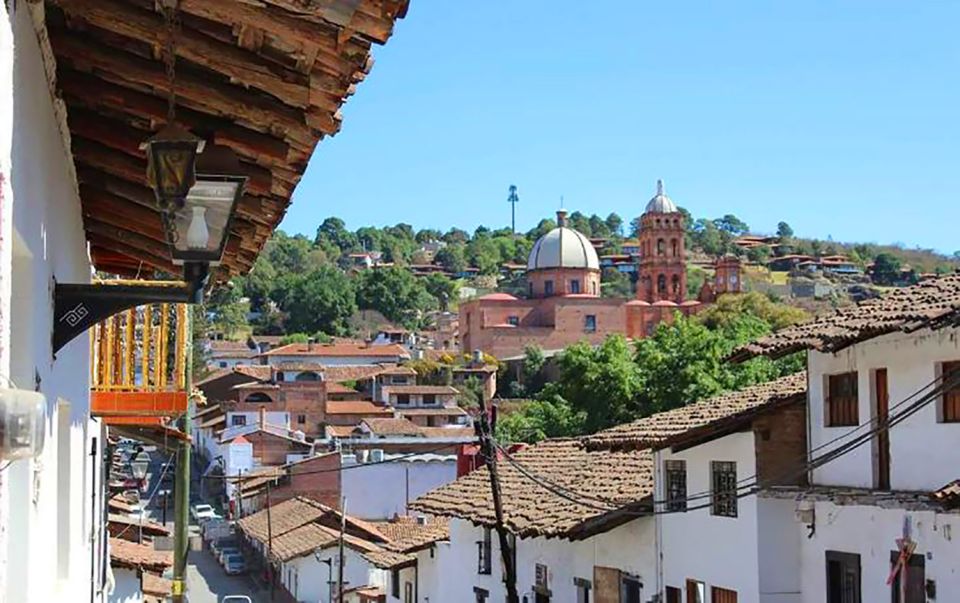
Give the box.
[417,517,655,603]
[657,431,776,603]
[342,458,457,520]
[282,546,384,603]
[3,5,106,602]
[808,328,960,490]
[797,500,960,603]
[226,410,290,430]
[108,567,142,603]
[267,354,404,367]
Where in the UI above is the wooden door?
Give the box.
[685,580,705,603]
[876,368,890,490]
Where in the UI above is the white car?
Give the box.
[190,504,219,523]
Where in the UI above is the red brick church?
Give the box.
[459,181,742,359]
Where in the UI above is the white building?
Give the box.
[729,274,960,603]
[262,342,412,367]
[410,439,656,603]
[342,452,458,520]
[0,5,109,601]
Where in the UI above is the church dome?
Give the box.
[527,211,600,271]
[645,179,679,214]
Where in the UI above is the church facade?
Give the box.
[459,182,742,359]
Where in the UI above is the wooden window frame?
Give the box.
[941,361,960,423]
[711,586,738,603]
[826,372,859,427]
[711,461,738,518]
[825,550,861,603]
[477,528,492,575]
[665,460,687,512]
[574,577,591,603]
[685,579,705,603]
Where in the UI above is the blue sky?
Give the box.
[281,1,959,253]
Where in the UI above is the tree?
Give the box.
[466,236,501,275]
[211,299,250,340]
[872,252,902,285]
[442,227,470,245]
[435,244,468,274]
[746,245,771,264]
[605,213,624,236]
[568,211,591,235]
[695,291,809,332]
[628,216,643,239]
[423,273,460,311]
[713,214,750,236]
[416,228,443,244]
[521,344,546,396]
[551,336,643,432]
[776,221,794,239]
[356,267,435,328]
[601,268,632,298]
[282,267,357,336]
[314,216,357,252]
[526,218,556,242]
[495,396,585,444]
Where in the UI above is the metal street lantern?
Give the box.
[142,123,205,210]
[164,144,246,266]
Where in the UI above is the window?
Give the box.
[477,528,492,574]
[574,578,591,603]
[827,372,859,427]
[825,551,861,603]
[219,361,228,368]
[671,239,679,257]
[685,579,705,603]
[474,587,490,603]
[276,371,285,382]
[535,563,549,594]
[391,376,409,385]
[404,581,414,603]
[665,460,687,512]
[889,551,925,603]
[570,279,581,294]
[592,281,598,295]
[507,315,520,327]
[711,586,738,603]
[396,394,411,406]
[584,315,597,333]
[296,414,305,425]
[620,574,642,603]
[672,274,680,296]
[423,393,438,405]
[391,569,400,598]
[941,361,960,422]
[657,274,667,295]
[711,461,738,518]
[545,280,554,296]
[657,239,665,255]
[231,415,247,427]
[665,586,682,603]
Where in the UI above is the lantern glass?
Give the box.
[143,124,203,208]
[168,176,242,265]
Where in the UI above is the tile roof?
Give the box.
[272,361,328,372]
[141,572,172,597]
[322,365,390,383]
[409,439,654,540]
[584,372,807,450]
[193,404,223,419]
[396,407,468,416]
[108,513,170,536]
[271,522,381,562]
[361,418,426,437]
[263,343,411,358]
[362,549,416,569]
[326,382,361,394]
[418,426,474,439]
[931,479,960,510]
[371,516,449,553]
[199,414,226,429]
[326,424,357,438]
[379,365,418,376]
[109,538,173,572]
[325,401,394,415]
[238,496,387,548]
[731,274,960,361]
[384,385,460,395]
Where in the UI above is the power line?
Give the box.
[495,369,960,517]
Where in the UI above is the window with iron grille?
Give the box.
[584,315,597,333]
[477,528,492,574]
[535,563,549,592]
[474,587,490,603]
[942,361,960,422]
[665,460,687,512]
[827,372,859,427]
[231,415,247,427]
[711,461,738,518]
[574,577,591,603]
[825,551,860,603]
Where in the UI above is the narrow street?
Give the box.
[185,544,265,603]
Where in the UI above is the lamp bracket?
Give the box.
[52,263,208,354]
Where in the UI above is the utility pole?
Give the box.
[476,396,519,603]
[338,496,347,603]
[508,185,519,235]
[172,310,193,603]
[266,480,275,601]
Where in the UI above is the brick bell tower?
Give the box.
[637,180,687,303]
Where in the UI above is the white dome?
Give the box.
[645,179,679,214]
[527,216,600,271]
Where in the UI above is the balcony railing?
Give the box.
[91,303,190,417]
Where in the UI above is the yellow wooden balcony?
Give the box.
[91,303,189,417]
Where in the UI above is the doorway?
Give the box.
[875,368,890,490]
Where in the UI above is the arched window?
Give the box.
[657,274,667,295]
[657,239,665,256]
[295,371,320,382]
[592,281,598,295]
[671,239,679,257]
[672,274,681,296]
[245,392,273,403]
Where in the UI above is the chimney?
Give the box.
[259,406,266,428]
[556,209,568,227]
[307,337,315,351]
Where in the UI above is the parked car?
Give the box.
[218,546,241,566]
[222,553,246,576]
[190,504,219,523]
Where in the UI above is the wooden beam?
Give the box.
[58,69,292,163]
[79,184,166,238]
[52,0,313,109]
[258,0,397,44]
[86,233,176,274]
[47,25,329,145]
